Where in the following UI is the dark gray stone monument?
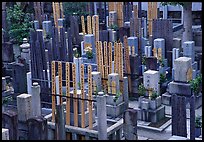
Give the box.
[12,63,27,94]
[2,110,18,140]
[27,116,48,140]
[123,108,137,140]
[99,30,109,42]
[118,27,130,43]
[152,19,173,68]
[2,42,14,62]
[172,94,187,137]
[190,95,195,140]
[146,56,157,70]
[55,105,66,140]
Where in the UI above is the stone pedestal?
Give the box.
[17,94,33,122]
[2,128,9,140]
[127,37,138,55]
[137,105,165,123]
[173,57,192,82]
[137,96,165,123]
[168,81,191,96]
[161,92,171,105]
[65,90,88,114]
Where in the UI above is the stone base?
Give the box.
[168,81,191,96]
[161,92,171,106]
[106,102,125,119]
[93,95,125,119]
[106,94,123,106]
[18,121,28,140]
[186,93,202,109]
[138,96,162,110]
[64,109,95,128]
[136,105,165,123]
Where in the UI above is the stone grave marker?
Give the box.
[2,110,18,140]
[27,116,48,140]
[146,56,157,70]
[173,57,192,82]
[12,63,27,94]
[183,41,195,63]
[2,42,14,62]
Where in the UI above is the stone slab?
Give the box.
[173,57,192,82]
[168,81,192,96]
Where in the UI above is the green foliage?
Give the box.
[63,2,89,27]
[6,4,33,45]
[2,96,13,105]
[195,115,202,128]
[150,91,158,100]
[94,86,99,95]
[138,83,146,97]
[73,48,80,58]
[78,82,81,89]
[63,2,89,16]
[160,2,192,9]
[109,24,119,31]
[159,73,167,84]
[142,56,146,65]
[159,58,165,67]
[114,91,122,102]
[160,2,184,7]
[189,74,202,95]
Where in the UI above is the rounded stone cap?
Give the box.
[98,92,104,96]
[33,82,39,86]
[23,38,28,43]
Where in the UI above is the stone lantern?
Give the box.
[20,38,30,64]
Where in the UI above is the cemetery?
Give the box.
[2,2,202,140]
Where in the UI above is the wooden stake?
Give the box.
[80,64,85,140]
[87,16,92,34]
[80,64,85,128]
[81,16,86,36]
[60,2,65,18]
[124,36,132,95]
[51,61,56,122]
[58,61,63,104]
[108,42,112,74]
[95,15,99,42]
[72,63,78,127]
[88,65,93,129]
[104,41,108,92]
[66,62,71,140]
[114,42,117,73]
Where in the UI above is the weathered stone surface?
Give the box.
[146,57,157,70]
[161,92,171,105]
[96,92,107,140]
[27,116,48,140]
[123,108,137,140]
[143,70,159,92]
[128,37,138,54]
[190,95,195,140]
[108,73,120,95]
[173,57,192,82]
[2,128,9,140]
[17,94,33,122]
[2,110,18,140]
[168,81,192,96]
[141,101,149,110]
[183,41,195,63]
[154,38,165,58]
[2,42,14,62]
[92,71,102,94]
[106,102,125,118]
[2,77,6,91]
[31,82,41,117]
